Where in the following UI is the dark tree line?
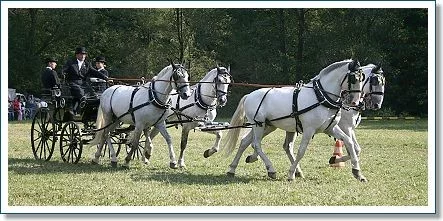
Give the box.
[8,8,428,117]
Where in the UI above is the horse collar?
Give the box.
[195,84,216,110]
[313,80,342,110]
[150,81,171,109]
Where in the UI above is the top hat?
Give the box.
[45,57,57,63]
[75,47,87,54]
[95,56,106,63]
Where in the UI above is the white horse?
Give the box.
[332,63,385,161]
[89,62,192,168]
[245,63,386,175]
[221,59,367,181]
[145,66,232,168]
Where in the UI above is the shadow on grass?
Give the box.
[8,158,127,175]
[130,170,253,185]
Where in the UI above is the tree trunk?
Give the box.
[278,9,289,81]
[175,9,184,62]
[295,9,306,80]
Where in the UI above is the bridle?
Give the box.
[362,70,385,97]
[170,64,190,93]
[197,68,232,108]
[340,63,365,97]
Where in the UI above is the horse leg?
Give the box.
[106,123,120,167]
[92,114,115,165]
[282,132,304,178]
[145,127,160,162]
[245,126,276,163]
[122,126,143,169]
[141,128,152,165]
[156,122,178,169]
[178,126,191,168]
[203,130,222,158]
[288,129,315,181]
[351,130,361,157]
[250,126,276,179]
[227,130,253,176]
[327,125,367,182]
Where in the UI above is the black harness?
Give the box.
[92,68,185,133]
[253,79,343,134]
[167,70,232,127]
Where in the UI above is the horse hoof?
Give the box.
[170,162,178,169]
[226,172,235,177]
[329,156,337,164]
[245,155,257,163]
[203,149,211,158]
[268,172,277,179]
[121,165,130,169]
[295,172,304,178]
[287,178,294,182]
[352,169,368,182]
[91,160,98,165]
[110,161,117,168]
[145,153,151,160]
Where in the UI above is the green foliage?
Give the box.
[8,8,428,116]
[8,119,428,206]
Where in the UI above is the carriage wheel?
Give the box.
[60,122,83,163]
[101,133,122,158]
[31,109,56,161]
[125,133,145,160]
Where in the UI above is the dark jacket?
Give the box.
[41,67,60,89]
[62,59,108,83]
[98,68,109,77]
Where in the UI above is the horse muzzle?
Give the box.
[180,90,192,100]
[218,96,227,107]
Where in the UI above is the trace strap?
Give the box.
[252,79,343,134]
[92,81,171,133]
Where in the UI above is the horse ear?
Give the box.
[349,59,360,71]
[373,62,383,74]
[170,59,176,69]
[227,65,231,73]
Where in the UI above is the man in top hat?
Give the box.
[41,57,60,89]
[94,56,109,77]
[62,46,109,115]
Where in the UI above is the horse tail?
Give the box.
[89,104,105,146]
[222,95,247,157]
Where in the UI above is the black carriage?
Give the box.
[30,77,128,163]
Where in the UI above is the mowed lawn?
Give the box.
[7,119,428,206]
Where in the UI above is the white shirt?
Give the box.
[46,67,52,70]
[77,59,84,70]
[97,67,105,71]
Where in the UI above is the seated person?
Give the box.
[41,57,60,90]
[62,47,108,115]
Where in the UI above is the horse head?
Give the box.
[170,60,192,100]
[214,65,232,107]
[362,63,385,110]
[340,59,365,106]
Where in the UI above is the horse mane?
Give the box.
[200,68,222,82]
[155,65,173,79]
[312,59,353,80]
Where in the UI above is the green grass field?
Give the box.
[7,119,428,207]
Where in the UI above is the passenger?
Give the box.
[41,57,60,89]
[95,56,109,77]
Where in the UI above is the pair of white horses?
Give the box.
[90,59,385,182]
[90,62,232,169]
[226,62,385,182]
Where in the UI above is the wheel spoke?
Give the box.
[61,144,70,159]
